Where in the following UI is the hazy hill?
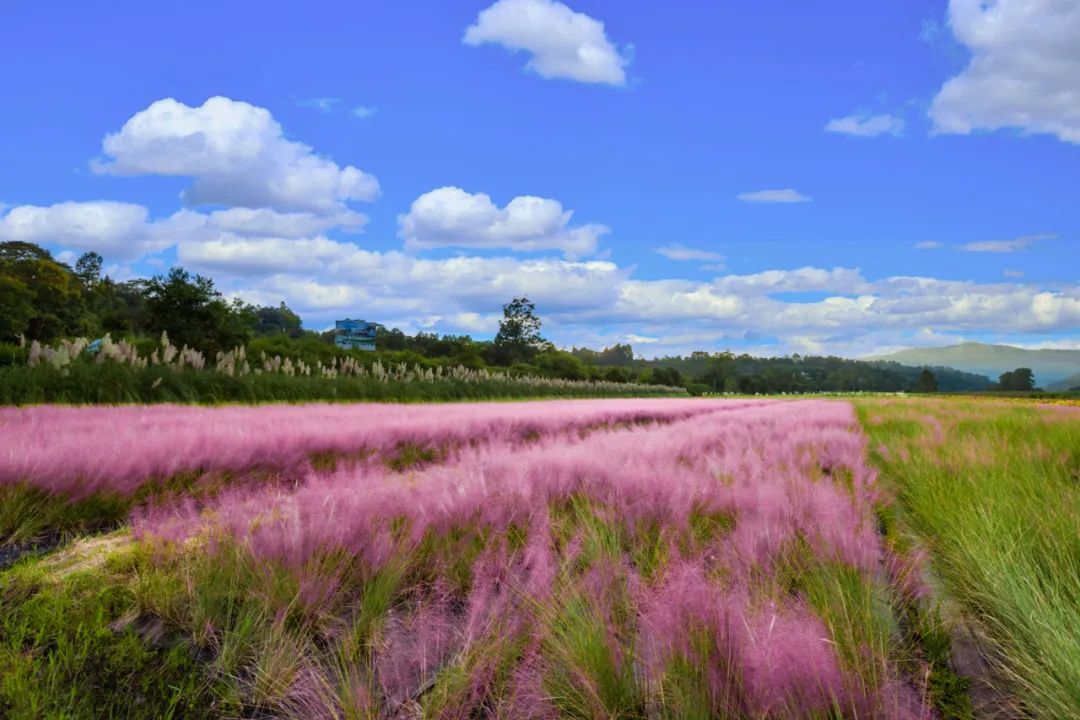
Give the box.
[1047,372,1080,392]
[865,343,1080,386]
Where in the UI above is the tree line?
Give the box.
[2,240,1037,394]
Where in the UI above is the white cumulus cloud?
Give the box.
[93,96,379,213]
[464,0,630,85]
[398,186,607,258]
[0,201,200,260]
[206,207,367,238]
[930,0,1080,144]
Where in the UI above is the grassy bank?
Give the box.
[858,398,1080,717]
[0,360,683,405]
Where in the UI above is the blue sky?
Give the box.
[1,0,1078,357]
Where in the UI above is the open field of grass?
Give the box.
[2,395,1077,718]
[858,397,1080,718]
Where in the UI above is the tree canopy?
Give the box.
[492,296,548,365]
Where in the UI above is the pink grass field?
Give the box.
[0,398,730,498]
[3,399,935,717]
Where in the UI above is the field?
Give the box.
[1,397,1078,718]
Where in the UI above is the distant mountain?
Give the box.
[1047,372,1080,393]
[865,343,1080,387]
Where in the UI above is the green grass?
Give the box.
[0,360,683,405]
[0,540,220,719]
[858,398,1080,718]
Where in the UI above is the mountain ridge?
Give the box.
[865,342,1080,386]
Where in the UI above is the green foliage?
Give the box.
[0,356,683,405]
[143,268,254,356]
[0,554,217,719]
[253,302,303,338]
[997,367,1035,391]
[651,350,992,393]
[570,342,635,367]
[0,241,91,342]
[492,296,548,365]
[860,399,1080,718]
[915,368,939,393]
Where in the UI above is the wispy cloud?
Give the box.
[825,112,905,137]
[736,188,811,204]
[297,97,342,113]
[352,106,377,119]
[914,241,943,250]
[656,243,724,262]
[959,233,1056,253]
[919,17,942,44]
[1003,269,1024,278]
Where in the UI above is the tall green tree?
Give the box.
[999,367,1035,391]
[492,296,547,365]
[143,268,254,354]
[74,251,104,288]
[253,302,303,338]
[915,368,938,393]
[0,241,91,341]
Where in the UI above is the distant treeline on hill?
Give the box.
[571,345,994,393]
[2,239,998,397]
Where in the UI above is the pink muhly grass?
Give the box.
[121,399,933,715]
[637,561,849,717]
[0,398,734,500]
[496,646,558,720]
[377,590,460,709]
[138,401,889,588]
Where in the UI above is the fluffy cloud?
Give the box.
[206,207,367,237]
[736,189,811,203]
[929,0,1080,144]
[94,96,379,213]
[914,241,943,250]
[655,243,724,262]
[398,186,607,258]
[825,112,905,137]
[959,233,1056,253]
[13,196,1077,354]
[464,0,630,85]
[0,201,200,260]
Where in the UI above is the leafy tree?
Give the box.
[93,279,150,337]
[915,368,939,393]
[700,351,735,390]
[492,296,547,365]
[0,241,91,341]
[998,367,1035,391]
[143,268,253,354]
[651,366,683,387]
[0,274,35,340]
[75,251,104,288]
[253,302,303,338]
[534,350,588,380]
